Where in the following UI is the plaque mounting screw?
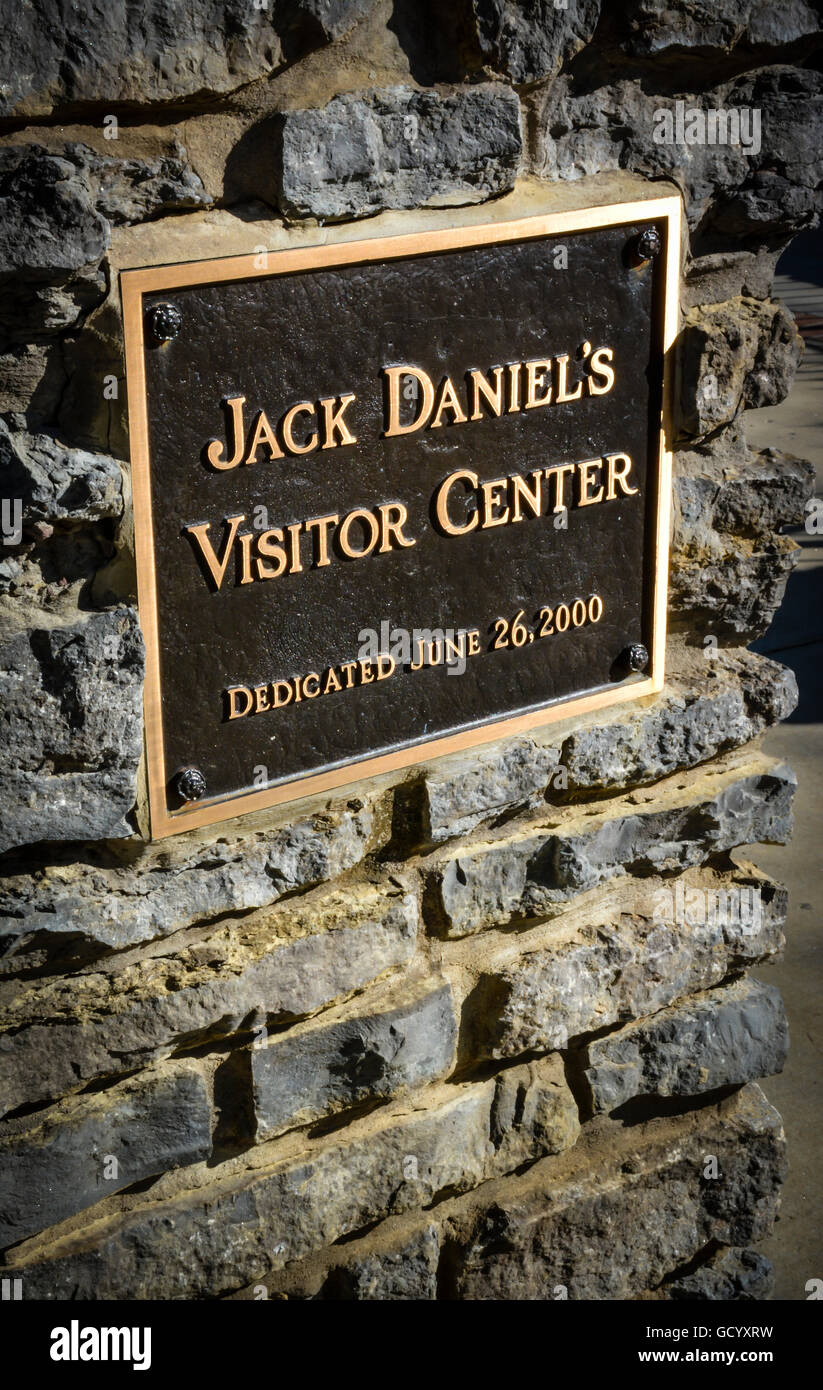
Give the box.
[175,766,207,802]
[147,302,183,344]
[620,643,650,674]
[634,227,662,263]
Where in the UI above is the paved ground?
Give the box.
[741,226,823,1300]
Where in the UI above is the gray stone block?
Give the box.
[0,791,378,956]
[2,1056,578,1298]
[670,535,799,642]
[413,737,561,845]
[450,1086,785,1299]
[0,420,123,525]
[251,979,458,1138]
[678,298,804,441]
[232,1085,783,1302]
[404,648,796,844]
[470,865,786,1058]
[0,1061,211,1247]
[620,0,819,56]
[0,147,109,350]
[0,885,419,1116]
[431,758,795,938]
[670,428,814,639]
[0,609,144,852]
[330,1223,440,1300]
[0,0,376,119]
[661,1245,774,1301]
[584,977,789,1112]
[534,67,822,242]
[278,84,522,221]
[560,648,798,792]
[470,0,602,83]
[674,428,814,539]
[65,143,212,226]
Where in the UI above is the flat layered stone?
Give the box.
[251,978,458,1138]
[450,1086,785,1299]
[2,1056,578,1298]
[0,1,379,119]
[406,647,796,845]
[0,1061,211,1247]
[230,1085,784,1301]
[620,0,819,57]
[468,864,786,1058]
[0,790,379,958]
[430,755,794,938]
[584,977,789,1112]
[0,885,418,1116]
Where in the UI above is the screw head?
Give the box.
[147,302,183,344]
[621,642,650,674]
[175,766,207,802]
[635,227,662,262]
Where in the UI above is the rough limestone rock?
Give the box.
[683,246,782,309]
[470,866,785,1058]
[678,298,804,440]
[0,343,67,425]
[0,147,109,348]
[469,0,602,84]
[584,977,789,1112]
[674,426,814,539]
[669,534,799,641]
[226,1212,445,1300]
[619,0,819,56]
[278,84,522,220]
[280,0,379,46]
[534,67,823,242]
[0,1062,211,1247]
[488,1056,580,1173]
[669,428,814,639]
[329,1223,441,1300]
[404,647,796,843]
[0,792,378,959]
[0,0,379,119]
[2,1058,578,1298]
[409,737,562,845]
[0,609,144,853]
[450,1086,785,1299]
[64,143,212,225]
[558,647,798,793]
[234,1085,783,1302]
[251,979,457,1138]
[0,886,419,1115]
[0,420,123,525]
[660,1245,774,1300]
[431,757,794,937]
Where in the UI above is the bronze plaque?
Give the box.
[122,198,680,838]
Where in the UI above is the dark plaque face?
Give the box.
[122,198,679,837]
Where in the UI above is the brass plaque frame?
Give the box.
[122,195,681,839]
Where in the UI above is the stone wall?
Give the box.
[1,0,820,1300]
